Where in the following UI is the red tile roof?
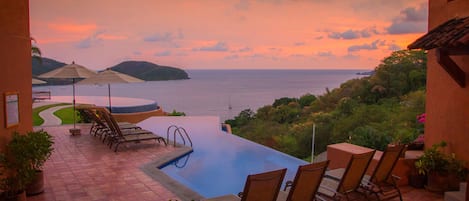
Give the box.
[408,16,469,50]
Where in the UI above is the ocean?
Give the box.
[33,69,368,121]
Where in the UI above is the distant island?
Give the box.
[110,61,189,81]
[356,71,374,75]
[32,58,189,85]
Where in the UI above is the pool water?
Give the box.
[138,116,307,198]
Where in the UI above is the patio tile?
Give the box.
[26,124,446,201]
[27,124,184,201]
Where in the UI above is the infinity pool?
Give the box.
[138,116,307,198]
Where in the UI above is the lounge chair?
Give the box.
[360,145,405,201]
[81,106,140,138]
[204,168,287,201]
[318,150,375,201]
[98,108,166,152]
[278,160,330,201]
[80,108,105,136]
[90,107,144,142]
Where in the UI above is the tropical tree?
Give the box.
[369,50,426,98]
[227,49,427,160]
[31,37,42,63]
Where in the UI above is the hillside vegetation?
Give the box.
[226,50,427,160]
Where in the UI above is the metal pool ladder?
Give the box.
[166,125,193,147]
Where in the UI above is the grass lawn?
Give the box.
[33,103,70,126]
[54,107,82,125]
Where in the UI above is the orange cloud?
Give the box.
[97,34,127,40]
[30,0,428,69]
[48,23,97,34]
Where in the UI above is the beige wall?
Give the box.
[425,0,469,162]
[0,0,32,150]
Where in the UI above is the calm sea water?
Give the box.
[33,69,367,121]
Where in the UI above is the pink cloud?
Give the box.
[98,34,127,40]
[48,23,97,34]
[30,0,428,70]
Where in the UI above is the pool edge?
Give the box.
[140,146,204,201]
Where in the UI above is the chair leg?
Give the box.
[114,142,120,152]
[371,192,380,201]
[157,138,167,145]
[89,122,95,135]
[396,189,403,201]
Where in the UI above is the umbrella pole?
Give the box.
[69,78,81,135]
[108,84,112,113]
[73,78,76,129]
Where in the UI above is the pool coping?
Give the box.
[140,145,204,201]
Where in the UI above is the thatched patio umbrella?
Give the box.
[32,78,46,85]
[38,62,96,134]
[77,69,144,112]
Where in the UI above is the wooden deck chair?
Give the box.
[91,107,142,142]
[93,107,140,129]
[98,108,166,152]
[203,168,287,201]
[361,145,405,201]
[240,168,287,201]
[279,160,330,201]
[80,107,105,136]
[80,107,137,137]
[318,150,375,201]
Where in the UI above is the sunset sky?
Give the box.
[30,0,428,70]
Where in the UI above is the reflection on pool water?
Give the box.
[138,116,307,198]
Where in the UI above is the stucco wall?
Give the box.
[0,0,32,150]
[425,0,469,162]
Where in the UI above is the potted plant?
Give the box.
[0,132,37,200]
[409,160,427,188]
[415,141,468,192]
[446,153,469,190]
[24,130,54,196]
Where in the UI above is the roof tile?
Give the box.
[408,16,469,50]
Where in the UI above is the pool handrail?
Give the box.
[167,125,193,147]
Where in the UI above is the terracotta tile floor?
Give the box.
[28,124,183,201]
[27,124,445,201]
